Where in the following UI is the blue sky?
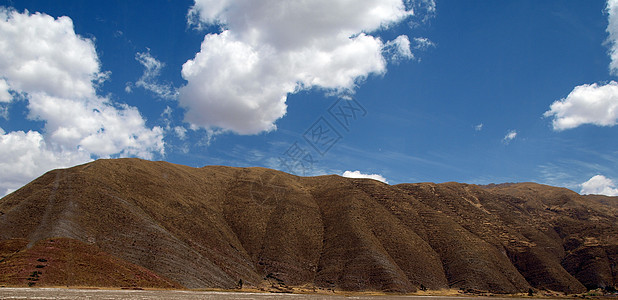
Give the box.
[1,0,618,196]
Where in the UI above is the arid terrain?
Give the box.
[0,158,616,294]
[0,287,543,300]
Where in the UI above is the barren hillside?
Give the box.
[0,158,616,293]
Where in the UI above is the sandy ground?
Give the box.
[0,287,538,300]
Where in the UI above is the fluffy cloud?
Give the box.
[134,51,178,100]
[607,0,618,74]
[503,129,517,143]
[0,8,164,196]
[547,1,618,131]
[25,92,164,158]
[544,82,618,130]
[580,174,618,196]
[180,0,419,134]
[0,9,101,100]
[342,170,388,183]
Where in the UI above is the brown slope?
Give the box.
[219,166,324,287]
[394,183,534,293]
[0,159,255,288]
[0,158,616,293]
[483,183,618,291]
[0,238,181,288]
[301,176,448,292]
[397,182,584,293]
[582,194,618,211]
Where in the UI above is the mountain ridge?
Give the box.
[0,158,616,293]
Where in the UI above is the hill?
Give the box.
[0,158,616,293]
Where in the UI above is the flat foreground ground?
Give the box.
[0,288,534,300]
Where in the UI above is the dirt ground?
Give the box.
[0,287,539,300]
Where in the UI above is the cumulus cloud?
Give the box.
[580,174,618,196]
[180,0,419,134]
[134,50,178,100]
[544,81,618,130]
[548,2,618,131]
[503,129,517,143]
[342,170,388,183]
[607,0,618,74]
[25,92,164,158]
[0,8,164,196]
[0,9,101,100]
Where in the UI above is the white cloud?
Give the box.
[0,9,100,100]
[545,2,618,131]
[0,105,7,120]
[384,35,414,62]
[408,0,436,27]
[174,126,187,140]
[124,83,132,93]
[187,0,228,29]
[580,174,618,196]
[161,105,173,123]
[0,78,11,102]
[134,50,178,100]
[181,0,417,134]
[503,129,517,143]
[544,81,618,130]
[412,37,435,50]
[607,0,618,74]
[475,123,483,131]
[0,8,164,196]
[544,1,618,131]
[159,106,190,143]
[342,170,388,183]
[26,92,164,158]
